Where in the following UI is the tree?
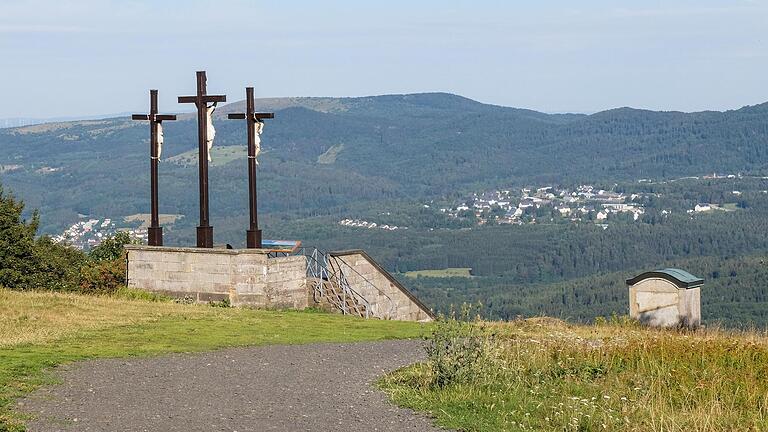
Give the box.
[89,231,138,261]
[0,184,39,288]
[0,183,85,290]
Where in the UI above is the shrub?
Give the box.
[78,257,126,294]
[0,184,42,288]
[31,237,86,290]
[78,231,142,294]
[88,231,138,262]
[425,303,491,388]
[0,184,85,290]
[0,184,151,295]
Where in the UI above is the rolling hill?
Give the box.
[3,93,768,326]
[2,92,767,236]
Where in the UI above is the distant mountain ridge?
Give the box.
[0,112,134,129]
[1,92,767,236]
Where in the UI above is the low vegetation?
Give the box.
[0,289,425,431]
[0,185,138,296]
[403,268,473,278]
[381,312,768,431]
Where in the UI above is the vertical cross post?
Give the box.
[227,87,274,248]
[132,90,176,246]
[178,71,226,248]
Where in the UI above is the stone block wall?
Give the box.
[125,245,308,309]
[328,250,434,322]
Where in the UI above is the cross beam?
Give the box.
[132,89,177,246]
[177,71,226,248]
[227,87,274,248]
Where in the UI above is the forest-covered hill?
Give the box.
[3,93,768,327]
[2,93,768,234]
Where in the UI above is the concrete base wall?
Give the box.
[629,278,701,328]
[125,245,308,309]
[329,251,434,322]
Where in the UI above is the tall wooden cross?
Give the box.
[227,87,274,248]
[178,71,226,248]
[132,90,177,246]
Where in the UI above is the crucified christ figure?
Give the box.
[206,102,217,162]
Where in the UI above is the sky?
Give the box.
[0,0,767,118]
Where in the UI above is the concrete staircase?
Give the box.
[310,277,369,318]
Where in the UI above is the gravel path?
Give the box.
[20,340,444,432]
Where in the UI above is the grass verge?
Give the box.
[0,288,425,431]
[380,316,768,432]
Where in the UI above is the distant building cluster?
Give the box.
[52,218,147,250]
[440,185,647,226]
[688,202,738,214]
[338,218,406,231]
[0,164,22,174]
[35,166,62,174]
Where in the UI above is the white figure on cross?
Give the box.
[206,103,217,162]
[254,120,264,164]
[156,122,164,159]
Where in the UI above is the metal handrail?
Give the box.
[325,255,371,318]
[326,254,398,319]
[303,247,372,318]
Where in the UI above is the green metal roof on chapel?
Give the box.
[626,268,704,289]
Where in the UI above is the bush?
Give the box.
[78,231,142,294]
[0,184,42,288]
[0,184,85,290]
[88,231,138,262]
[425,304,491,388]
[0,183,148,294]
[78,257,126,294]
[30,237,86,290]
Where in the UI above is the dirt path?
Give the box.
[20,340,443,432]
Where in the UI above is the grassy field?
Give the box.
[403,268,473,278]
[165,145,247,167]
[0,288,425,431]
[380,317,768,432]
[317,143,345,164]
[123,213,184,229]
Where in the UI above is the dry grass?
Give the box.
[0,288,208,348]
[382,317,768,431]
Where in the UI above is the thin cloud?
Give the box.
[0,24,89,33]
[612,5,766,18]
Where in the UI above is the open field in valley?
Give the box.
[403,268,473,278]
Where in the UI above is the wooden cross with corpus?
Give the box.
[132,90,177,246]
[177,71,226,248]
[227,87,274,248]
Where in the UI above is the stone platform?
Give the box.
[125,245,308,308]
[124,245,434,321]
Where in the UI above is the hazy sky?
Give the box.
[1,0,767,118]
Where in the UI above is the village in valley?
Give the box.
[51,217,148,250]
[51,174,762,248]
[338,218,406,231]
[438,185,647,226]
[436,174,757,228]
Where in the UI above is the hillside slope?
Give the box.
[1,93,767,235]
